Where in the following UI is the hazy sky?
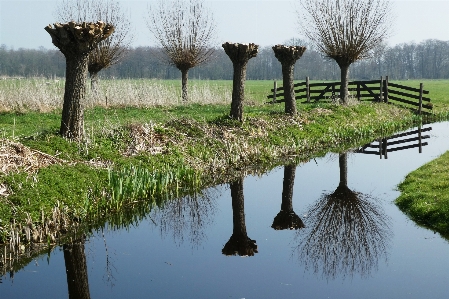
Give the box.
[1,0,449,50]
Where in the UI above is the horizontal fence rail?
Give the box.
[268,76,432,114]
[356,126,432,159]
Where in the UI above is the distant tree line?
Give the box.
[2,39,449,81]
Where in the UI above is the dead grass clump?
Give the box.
[123,123,167,156]
[310,107,333,116]
[0,139,63,176]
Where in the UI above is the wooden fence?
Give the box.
[356,126,431,159]
[268,76,433,114]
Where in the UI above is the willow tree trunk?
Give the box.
[89,70,100,95]
[272,45,306,114]
[222,42,259,121]
[272,165,305,230]
[281,164,295,212]
[339,153,348,188]
[340,65,350,104]
[63,239,91,299]
[222,177,258,256]
[230,62,246,120]
[60,53,89,139]
[282,63,296,114]
[181,68,189,102]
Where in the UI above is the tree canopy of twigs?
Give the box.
[297,0,392,103]
[150,189,218,248]
[56,0,132,90]
[146,0,216,102]
[294,153,392,279]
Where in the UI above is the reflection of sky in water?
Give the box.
[1,122,449,299]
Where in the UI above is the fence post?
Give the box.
[306,76,310,103]
[379,138,382,159]
[418,125,422,153]
[356,82,359,101]
[273,80,277,104]
[384,76,389,103]
[379,76,383,103]
[418,83,423,115]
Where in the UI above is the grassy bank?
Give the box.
[0,101,419,246]
[395,151,449,237]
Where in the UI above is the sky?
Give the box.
[1,0,449,50]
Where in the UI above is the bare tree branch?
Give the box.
[55,0,133,90]
[294,153,392,279]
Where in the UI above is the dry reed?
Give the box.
[0,78,232,112]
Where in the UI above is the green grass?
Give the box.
[0,101,419,244]
[395,151,449,237]
[382,79,449,114]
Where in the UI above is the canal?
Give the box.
[1,121,449,298]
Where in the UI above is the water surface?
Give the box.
[1,121,449,299]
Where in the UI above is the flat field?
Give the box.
[391,79,449,113]
[1,78,449,112]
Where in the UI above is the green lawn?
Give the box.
[396,151,449,237]
[392,79,449,113]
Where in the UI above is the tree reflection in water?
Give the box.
[149,188,218,248]
[63,236,91,299]
[222,177,258,256]
[272,165,305,230]
[295,153,392,279]
[61,188,218,297]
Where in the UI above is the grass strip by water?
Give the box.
[0,101,421,246]
[395,151,449,237]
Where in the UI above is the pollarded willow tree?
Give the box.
[45,21,114,139]
[297,0,392,104]
[146,0,216,102]
[56,0,132,91]
[272,45,306,114]
[222,42,259,121]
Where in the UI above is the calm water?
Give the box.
[1,121,449,299]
